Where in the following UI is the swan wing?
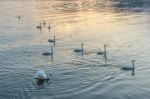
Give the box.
[121,64,133,69]
[35,70,47,80]
[74,48,83,52]
[48,39,54,42]
[43,52,50,55]
[97,51,104,55]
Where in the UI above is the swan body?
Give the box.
[48,39,54,42]
[121,60,135,70]
[74,48,83,52]
[97,51,105,55]
[97,45,107,55]
[121,64,133,69]
[74,43,84,52]
[34,69,48,80]
[48,35,55,43]
[37,23,42,29]
[43,52,53,55]
[18,16,21,20]
[43,46,53,56]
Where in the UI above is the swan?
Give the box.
[34,69,50,80]
[121,60,135,70]
[43,20,46,27]
[43,46,53,56]
[97,44,107,55]
[18,16,21,20]
[74,43,84,52]
[36,23,42,29]
[48,35,55,43]
[48,24,51,30]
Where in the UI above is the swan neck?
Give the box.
[82,44,84,50]
[104,45,106,53]
[132,61,135,68]
[51,47,53,53]
[54,35,55,41]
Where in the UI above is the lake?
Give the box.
[0,0,150,99]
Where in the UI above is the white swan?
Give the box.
[74,43,84,52]
[48,24,51,30]
[121,60,135,70]
[18,16,21,20]
[97,44,107,55]
[34,69,49,80]
[43,20,46,27]
[36,23,42,29]
[48,35,55,43]
[43,46,53,56]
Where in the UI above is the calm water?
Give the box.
[0,0,150,99]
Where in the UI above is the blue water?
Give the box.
[0,0,150,99]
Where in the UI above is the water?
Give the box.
[0,0,150,99]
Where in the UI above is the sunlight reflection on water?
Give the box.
[0,0,150,99]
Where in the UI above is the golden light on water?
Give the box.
[16,0,147,49]
[1,0,150,99]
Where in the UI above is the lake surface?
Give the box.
[0,0,150,99]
